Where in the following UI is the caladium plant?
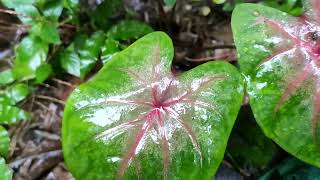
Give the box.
[62,32,244,179]
[232,0,320,167]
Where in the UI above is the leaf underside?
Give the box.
[62,32,243,179]
[232,0,320,168]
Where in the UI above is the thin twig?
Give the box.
[51,78,75,88]
[34,101,60,118]
[185,53,233,62]
[35,95,65,105]
[203,44,235,50]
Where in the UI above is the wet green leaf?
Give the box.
[260,157,320,180]
[107,20,154,41]
[35,64,52,84]
[164,0,176,6]
[0,126,10,158]
[63,0,79,11]
[87,0,122,29]
[0,95,30,124]
[232,1,320,168]
[37,0,63,20]
[227,106,276,172]
[0,70,14,86]
[0,158,12,180]
[1,0,34,8]
[13,36,48,80]
[30,21,60,44]
[60,32,105,79]
[62,32,244,179]
[5,83,30,103]
[101,38,120,64]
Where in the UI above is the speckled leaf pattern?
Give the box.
[232,1,320,167]
[62,32,244,179]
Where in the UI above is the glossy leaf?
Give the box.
[260,157,320,180]
[107,20,154,41]
[13,36,48,80]
[30,21,61,44]
[62,32,244,179]
[86,0,122,29]
[60,32,105,79]
[232,2,320,167]
[5,83,30,103]
[35,64,52,84]
[0,158,12,180]
[227,106,276,172]
[101,38,121,64]
[37,0,63,21]
[1,0,34,8]
[0,70,14,86]
[164,0,176,6]
[0,126,10,158]
[0,95,30,124]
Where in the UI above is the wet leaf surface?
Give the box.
[60,32,105,79]
[232,0,320,167]
[62,32,244,179]
[0,126,10,157]
[0,157,12,180]
[107,20,154,41]
[12,36,48,80]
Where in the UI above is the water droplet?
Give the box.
[253,11,260,16]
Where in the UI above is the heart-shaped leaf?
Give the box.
[0,158,12,180]
[62,32,244,179]
[232,1,320,167]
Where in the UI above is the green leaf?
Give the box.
[1,0,34,8]
[60,48,81,77]
[0,158,12,180]
[227,106,276,171]
[62,32,244,179]
[213,0,226,5]
[63,0,78,10]
[13,36,48,80]
[232,2,320,168]
[101,38,120,64]
[261,0,303,16]
[5,83,30,103]
[30,21,60,44]
[0,126,10,158]
[37,0,63,20]
[61,32,105,79]
[14,5,41,25]
[87,0,122,29]
[0,96,30,124]
[107,20,154,41]
[0,70,14,86]
[260,157,320,180]
[164,0,176,6]
[35,64,52,84]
